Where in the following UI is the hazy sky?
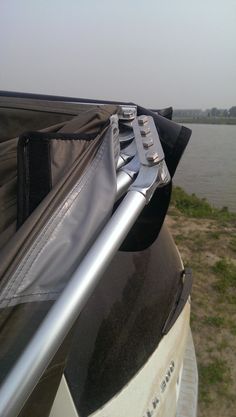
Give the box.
[1,0,236,109]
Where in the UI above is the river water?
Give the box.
[174,124,236,212]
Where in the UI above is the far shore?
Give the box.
[173,117,236,125]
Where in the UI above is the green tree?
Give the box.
[210,107,219,117]
[229,106,236,117]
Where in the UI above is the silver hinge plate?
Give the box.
[132,116,164,166]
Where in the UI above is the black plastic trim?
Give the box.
[162,268,193,334]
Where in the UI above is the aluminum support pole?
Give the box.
[0,191,146,417]
[116,170,133,200]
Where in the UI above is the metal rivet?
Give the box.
[146,150,159,162]
[138,115,148,125]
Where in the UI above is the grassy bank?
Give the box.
[173,117,236,125]
[167,187,236,417]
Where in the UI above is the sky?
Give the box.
[1,0,236,109]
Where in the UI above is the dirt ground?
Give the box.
[166,211,236,417]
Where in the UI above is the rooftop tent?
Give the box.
[0,92,192,417]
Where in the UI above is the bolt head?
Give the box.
[123,109,135,119]
[140,126,151,136]
[143,137,153,148]
[146,150,159,162]
[138,115,149,125]
[118,106,136,120]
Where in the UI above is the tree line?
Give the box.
[208,107,236,118]
[174,106,236,118]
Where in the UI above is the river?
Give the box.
[174,124,236,212]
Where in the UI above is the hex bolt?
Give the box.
[140,126,151,136]
[146,150,159,162]
[143,137,153,148]
[123,109,135,119]
[138,115,149,125]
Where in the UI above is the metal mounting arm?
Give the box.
[116,114,170,202]
[130,115,170,202]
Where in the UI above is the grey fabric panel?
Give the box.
[0,105,117,281]
[0,122,119,308]
[0,96,96,143]
[0,137,18,249]
[0,108,72,143]
[0,103,117,250]
[0,123,70,250]
[0,96,95,115]
[0,99,111,245]
[50,140,90,187]
[59,105,117,134]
